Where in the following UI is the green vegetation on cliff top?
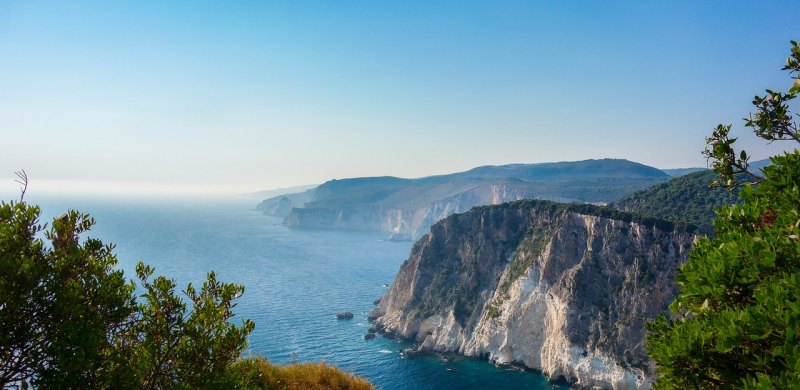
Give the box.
[611,170,744,234]
[466,198,701,234]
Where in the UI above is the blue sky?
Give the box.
[0,1,798,194]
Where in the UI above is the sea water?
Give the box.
[28,195,565,390]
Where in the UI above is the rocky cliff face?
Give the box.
[285,184,534,240]
[264,160,670,239]
[369,200,696,389]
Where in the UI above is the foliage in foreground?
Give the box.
[0,201,254,388]
[647,41,800,389]
[0,200,371,389]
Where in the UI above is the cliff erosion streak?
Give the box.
[369,200,697,389]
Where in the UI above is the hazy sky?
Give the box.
[1,1,798,195]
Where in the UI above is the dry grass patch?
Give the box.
[231,357,375,390]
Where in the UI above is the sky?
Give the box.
[1,1,798,196]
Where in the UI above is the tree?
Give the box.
[647,41,800,388]
[702,41,800,189]
[0,199,254,389]
[123,263,254,389]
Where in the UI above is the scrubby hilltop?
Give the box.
[610,170,740,233]
[611,159,769,234]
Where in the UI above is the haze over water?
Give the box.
[27,194,565,390]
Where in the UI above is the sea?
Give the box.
[24,194,566,390]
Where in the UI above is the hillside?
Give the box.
[259,159,670,240]
[610,170,744,233]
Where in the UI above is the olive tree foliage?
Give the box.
[702,40,800,189]
[647,41,800,389]
[125,264,255,390]
[0,191,254,389]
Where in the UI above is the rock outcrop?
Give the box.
[336,311,354,320]
[369,200,697,389]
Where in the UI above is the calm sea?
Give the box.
[27,195,564,390]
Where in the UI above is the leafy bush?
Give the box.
[647,152,800,389]
[647,40,800,389]
[0,200,372,389]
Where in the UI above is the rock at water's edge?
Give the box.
[336,311,354,320]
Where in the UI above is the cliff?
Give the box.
[271,159,669,240]
[284,183,534,240]
[369,200,697,389]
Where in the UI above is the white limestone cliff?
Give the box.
[370,200,697,389]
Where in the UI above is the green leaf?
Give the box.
[790,78,800,94]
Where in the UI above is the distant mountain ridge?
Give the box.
[257,159,670,240]
[460,159,666,180]
[659,157,771,177]
[660,167,707,177]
